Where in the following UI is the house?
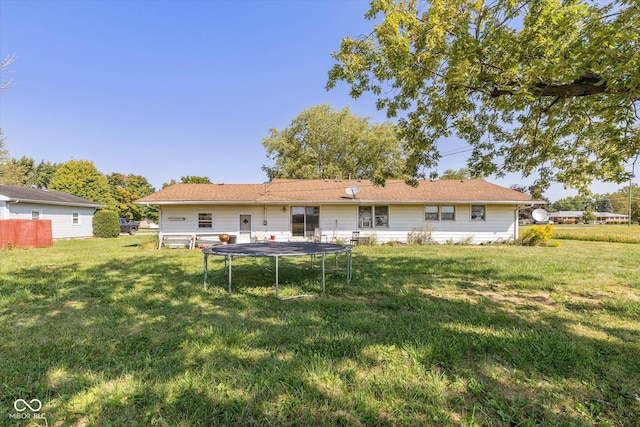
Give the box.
[0,184,103,239]
[549,211,583,224]
[550,210,629,224]
[135,179,541,247]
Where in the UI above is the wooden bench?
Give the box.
[159,233,237,249]
[160,234,194,249]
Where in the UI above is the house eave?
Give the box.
[6,198,104,208]
[136,199,538,206]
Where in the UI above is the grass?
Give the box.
[550,224,640,244]
[1,236,639,426]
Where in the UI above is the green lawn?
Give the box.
[1,236,639,426]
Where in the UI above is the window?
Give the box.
[358,206,372,228]
[31,210,41,220]
[425,206,439,221]
[72,212,80,225]
[441,206,455,221]
[359,205,389,228]
[291,206,319,237]
[375,206,389,228]
[471,205,486,221]
[198,212,213,228]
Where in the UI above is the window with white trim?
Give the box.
[441,205,455,221]
[425,206,439,221]
[72,212,80,225]
[359,205,389,228]
[31,210,41,220]
[198,212,213,228]
[471,205,486,221]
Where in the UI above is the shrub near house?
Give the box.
[93,210,120,238]
[520,224,554,246]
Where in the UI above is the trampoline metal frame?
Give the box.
[202,242,353,299]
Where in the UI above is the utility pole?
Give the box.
[630,155,638,227]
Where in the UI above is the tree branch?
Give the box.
[490,72,635,98]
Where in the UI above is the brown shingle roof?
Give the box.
[0,184,103,207]
[136,183,267,203]
[136,179,537,205]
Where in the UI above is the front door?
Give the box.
[239,215,252,243]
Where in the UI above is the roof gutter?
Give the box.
[6,198,103,208]
[136,199,542,206]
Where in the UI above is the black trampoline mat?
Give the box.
[202,242,350,257]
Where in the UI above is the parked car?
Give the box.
[119,218,139,235]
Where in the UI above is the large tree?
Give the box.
[49,160,116,209]
[440,167,471,180]
[32,160,60,189]
[262,104,408,184]
[106,173,157,221]
[0,156,33,186]
[608,183,640,219]
[162,176,212,188]
[327,0,640,191]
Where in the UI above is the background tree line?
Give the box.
[0,129,222,222]
[0,129,156,221]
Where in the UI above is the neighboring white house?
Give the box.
[135,179,542,247]
[0,184,103,239]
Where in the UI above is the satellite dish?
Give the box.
[532,209,549,223]
[345,186,360,198]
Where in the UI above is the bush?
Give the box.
[520,224,553,246]
[93,210,120,238]
[407,225,434,245]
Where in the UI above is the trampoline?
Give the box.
[202,242,353,299]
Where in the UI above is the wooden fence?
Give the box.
[0,220,53,249]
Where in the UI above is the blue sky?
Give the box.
[0,0,625,201]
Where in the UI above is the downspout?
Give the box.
[4,199,20,219]
[514,206,519,242]
[157,206,163,250]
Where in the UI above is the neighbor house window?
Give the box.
[425,206,439,221]
[471,205,486,221]
[291,206,319,237]
[31,210,41,220]
[441,206,455,221]
[72,212,80,225]
[359,205,389,228]
[198,212,213,228]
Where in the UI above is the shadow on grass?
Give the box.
[1,244,639,425]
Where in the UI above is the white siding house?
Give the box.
[136,179,542,247]
[0,185,103,239]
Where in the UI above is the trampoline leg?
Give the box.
[203,254,208,290]
[275,256,279,299]
[228,255,232,294]
[322,252,326,295]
